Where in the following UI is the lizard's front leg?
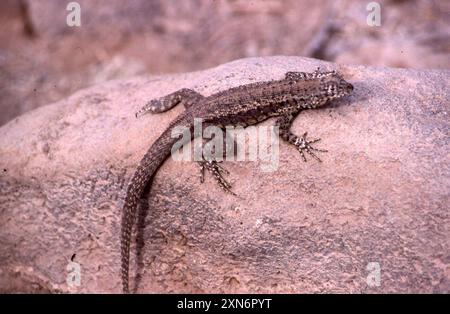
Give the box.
[136,88,204,117]
[276,112,327,162]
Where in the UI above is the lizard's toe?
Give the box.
[197,158,236,195]
[295,134,327,162]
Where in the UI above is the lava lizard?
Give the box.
[120,69,353,293]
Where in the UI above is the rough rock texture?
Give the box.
[0,56,449,293]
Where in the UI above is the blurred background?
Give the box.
[0,0,448,126]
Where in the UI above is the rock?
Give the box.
[324,0,450,70]
[0,56,448,293]
[3,0,447,127]
[0,0,329,126]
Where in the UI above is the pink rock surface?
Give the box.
[0,56,448,293]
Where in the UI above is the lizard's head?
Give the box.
[320,71,353,101]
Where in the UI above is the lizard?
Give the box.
[120,68,354,293]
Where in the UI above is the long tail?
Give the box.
[120,117,192,293]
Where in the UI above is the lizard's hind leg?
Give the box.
[198,158,236,195]
[196,129,237,195]
[136,88,204,117]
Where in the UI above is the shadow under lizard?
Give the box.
[120,69,354,293]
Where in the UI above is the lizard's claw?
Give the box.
[198,158,236,195]
[295,132,327,162]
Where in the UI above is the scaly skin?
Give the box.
[121,69,354,293]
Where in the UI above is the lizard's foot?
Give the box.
[198,158,236,195]
[294,132,327,162]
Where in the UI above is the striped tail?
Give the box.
[120,117,192,293]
